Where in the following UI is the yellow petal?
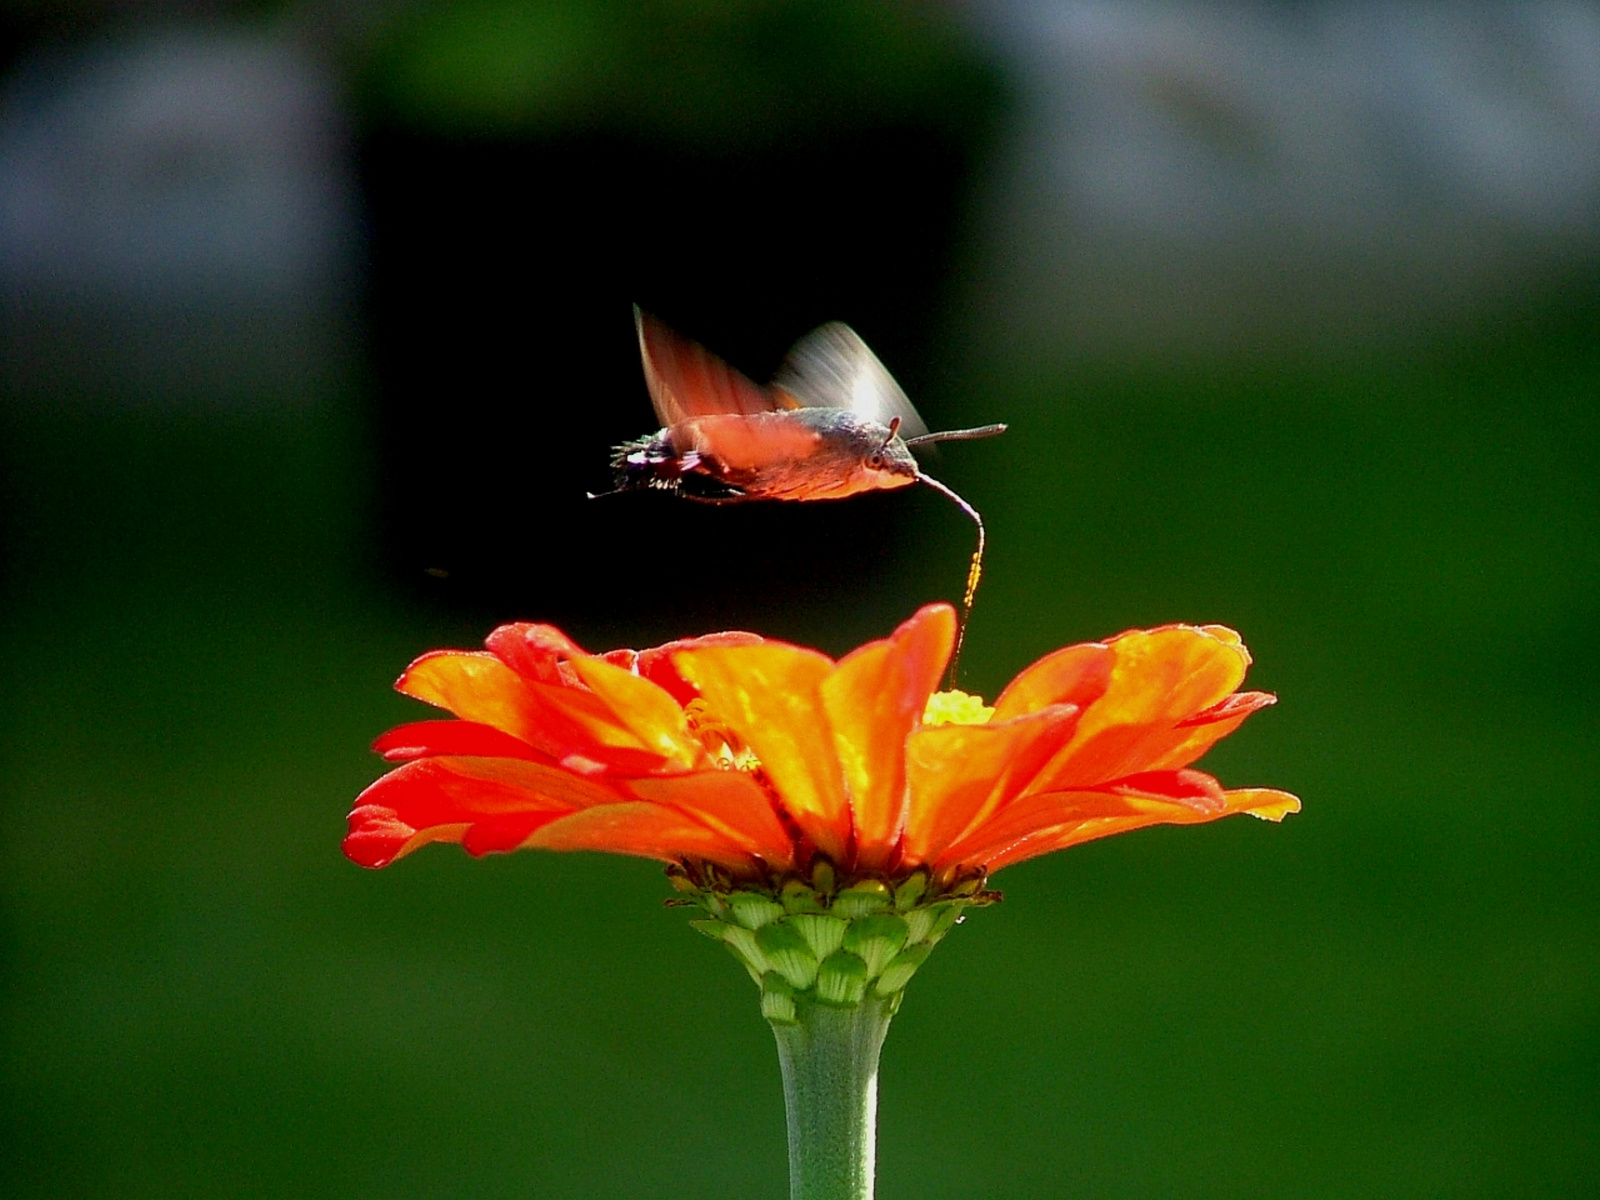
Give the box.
[821,605,955,870]
[672,641,849,861]
[567,654,704,767]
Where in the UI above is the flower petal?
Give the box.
[342,756,625,868]
[567,655,704,768]
[397,651,542,736]
[636,631,765,705]
[901,702,1083,867]
[1138,690,1278,773]
[372,719,552,763]
[991,642,1113,720]
[672,640,850,861]
[942,782,1301,875]
[523,802,764,873]
[1026,625,1257,788]
[1106,768,1228,811]
[484,622,589,685]
[1221,787,1302,821]
[933,788,1152,875]
[820,604,956,870]
[398,651,672,770]
[626,771,796,870]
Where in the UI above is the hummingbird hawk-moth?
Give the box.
[604,308,1006,669]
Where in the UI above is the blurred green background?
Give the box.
[2,3,1596,1198]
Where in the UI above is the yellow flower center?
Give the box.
[921,689,994,727]
[684,690,993,772]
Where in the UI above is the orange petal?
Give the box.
[524,801,763,873]
[1027,625,1256,788]
[342,756,624,868]
[636,631,764,705]
[901,702,1083,867]
[1089,624,1251,732]
[399,651,669,769]
[397,651,541,736]
[1136,691,1278,773]
[945,783,1301,875]
[671,640,849,862]
[626,771,796,870]
[820,604,956,870]
[567,655,704,768]
[934,789,1155,875]
[991,642,1113,720]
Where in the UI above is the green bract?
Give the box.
[670,863,997,1025]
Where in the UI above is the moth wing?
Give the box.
[678,413,823,471]
[769,322,930,442]
[635,307,780,427]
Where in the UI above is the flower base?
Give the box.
[669,862,998,1023]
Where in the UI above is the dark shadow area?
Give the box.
[360,122,993,630]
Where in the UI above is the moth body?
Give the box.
[611,408,919,504]
[604,307,1004,680]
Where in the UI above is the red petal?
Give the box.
[524,802,763,873]
[484,622,591,685]
[341,756,625,868]
[1180,690,1276,727]
[1106,768,1227,812]
[343,804,473,869]
[627,771,796,870]
[372,720,552,763]
[820,604,956,870]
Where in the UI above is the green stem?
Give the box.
[771,998,894,1200]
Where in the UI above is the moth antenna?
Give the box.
[904,423,1007,448]
[916,472,987,686]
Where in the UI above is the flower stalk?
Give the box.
[773,997,894,1200]
[671,864,996,1200]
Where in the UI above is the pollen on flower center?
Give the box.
[921,689,995,727]
[684,698,762,771]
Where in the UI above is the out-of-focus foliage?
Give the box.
[1,4,1596,1199]
[360,0,997,144]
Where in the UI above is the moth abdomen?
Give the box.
[609,433,748,503]
[610,432,683,492]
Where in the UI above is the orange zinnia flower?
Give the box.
[344,604,1297,884]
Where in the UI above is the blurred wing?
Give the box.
[770,322,930,442]
[635,307,781,426]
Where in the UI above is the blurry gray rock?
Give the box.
[0,27,358,401]
[960,1,1600,362]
